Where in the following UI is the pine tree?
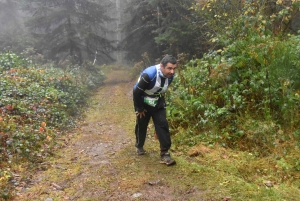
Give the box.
[121,0,161,61]
[153,0,199,57]
[0,0,29,52]
[121,0,208,61]
[24,0,115,64]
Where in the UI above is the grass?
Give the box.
[11,67,300,201]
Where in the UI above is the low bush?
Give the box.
[166,1,300,186]
[0,51,106,199]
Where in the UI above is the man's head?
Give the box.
[160,55,177,78]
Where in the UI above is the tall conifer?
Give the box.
[24,0,115,64]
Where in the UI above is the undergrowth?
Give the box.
[2,0,300,200]
[165,1,300,198]
[0,51,106,200]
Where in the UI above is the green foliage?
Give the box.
[167,1,300,155]
[194,0,300,45]
[0,51,106,198]
[0,52,29,70]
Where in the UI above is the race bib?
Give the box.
[144,96,159,107]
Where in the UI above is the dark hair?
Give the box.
[161,55,177,67]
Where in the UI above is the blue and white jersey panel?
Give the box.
[145,65,169,95]
[134,65,155,90]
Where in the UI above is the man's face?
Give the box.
[160,62,177,78]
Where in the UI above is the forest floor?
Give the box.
[12,69,207,201]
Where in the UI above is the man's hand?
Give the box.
[136,109,147,118]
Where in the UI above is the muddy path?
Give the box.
[14,69,203,201]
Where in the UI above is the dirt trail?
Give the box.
[14,69,202,201]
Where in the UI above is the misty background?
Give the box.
[2,0,300,66]
[0,0,131,65]
[0,0,217,67]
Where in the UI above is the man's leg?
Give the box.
[152,108,171,153]
[152,108,176,166]
[135,112,151,150]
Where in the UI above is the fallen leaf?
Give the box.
[6,105,14,111]
[41,122,46,127]
[222,154,228,159]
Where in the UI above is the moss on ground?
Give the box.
[12,68,300,201]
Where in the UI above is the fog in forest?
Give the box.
[0,0,132,65]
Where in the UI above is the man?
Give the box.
[133,55,177,166]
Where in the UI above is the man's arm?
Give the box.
[133,73,150,112]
